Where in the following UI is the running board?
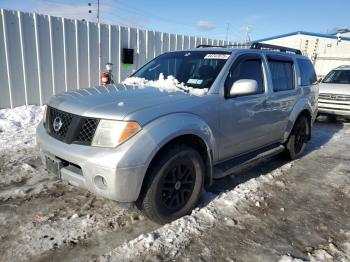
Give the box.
[213,145,285,179]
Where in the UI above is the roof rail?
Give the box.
[196,44,250,48]
[250,42,302,55]
[224,44,250,48]
[196,42,302,55]
[196,44,225,48]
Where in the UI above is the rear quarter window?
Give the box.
[297,59,317,86]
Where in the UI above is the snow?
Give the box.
[0,105,44,150]
[122,73,208,96]
[0,106,50,200]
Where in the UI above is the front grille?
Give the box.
[46,107,99,145]
[319,93,350,101]
[48,107,73,139]
[76,118,99,143]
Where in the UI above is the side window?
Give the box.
[225,58,264,95]
[268,59,294,92]
[297,59,317,86]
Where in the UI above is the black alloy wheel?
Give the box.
[160,158,196,212]
[136,144,204,224]
[285,115,310,160]
[293,118,308,154]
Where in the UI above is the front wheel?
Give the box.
[136,144,204,224]
[285,115,310,160]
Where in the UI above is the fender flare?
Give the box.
[142,113,217,185]
[283,98,313,142]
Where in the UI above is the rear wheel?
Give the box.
[285,115,310,160]
[136,144,204,224]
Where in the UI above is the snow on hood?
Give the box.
[122,73,208,96]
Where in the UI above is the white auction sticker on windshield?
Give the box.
[187,79,203,85]
[204,54,230,60]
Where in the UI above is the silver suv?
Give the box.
[318,65,350,118]
[36,43,318,224]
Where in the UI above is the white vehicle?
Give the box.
[318,65,350,118]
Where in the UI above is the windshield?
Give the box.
[322,69,350,84]
[131,51,231,90]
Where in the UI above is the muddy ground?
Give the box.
[1,117,350,262]
[0,148,159,261]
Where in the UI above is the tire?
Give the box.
[136,144,204,224]
[327,114,337,122]
[285,115,310,160]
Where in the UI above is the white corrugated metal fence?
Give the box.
[0,9,232,108]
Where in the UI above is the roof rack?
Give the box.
[196,42,302,55]
[250,42,302,55]
[196,44,250,48]
[196,44,224,48]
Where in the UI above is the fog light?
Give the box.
[94,175,107,189]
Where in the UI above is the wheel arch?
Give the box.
[284,98,313,142]
[141,116,216,196]
[146,133,213,188]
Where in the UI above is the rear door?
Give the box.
[264,55,300,140]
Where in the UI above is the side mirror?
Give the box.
[229,79,258,97]
[318,77,323,83]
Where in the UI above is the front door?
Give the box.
[218,54,280,161]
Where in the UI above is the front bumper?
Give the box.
[36,123,157,202]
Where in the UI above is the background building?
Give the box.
[258,29,350,77]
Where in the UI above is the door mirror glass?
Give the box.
[229,79,258,97]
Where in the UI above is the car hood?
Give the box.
[48,84,197,121]
[319,83,350,95]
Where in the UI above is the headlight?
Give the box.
[91,120,141,148]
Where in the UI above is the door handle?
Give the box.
[262,99,269,106]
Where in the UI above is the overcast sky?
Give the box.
[1,0,349,41]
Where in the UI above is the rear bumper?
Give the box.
[36,123,154,202]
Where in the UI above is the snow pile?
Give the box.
[0,106,51,200]
[0,139,55,201]
[0,105,44,150]
[122,73,208,96]
[100,162,294,261]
